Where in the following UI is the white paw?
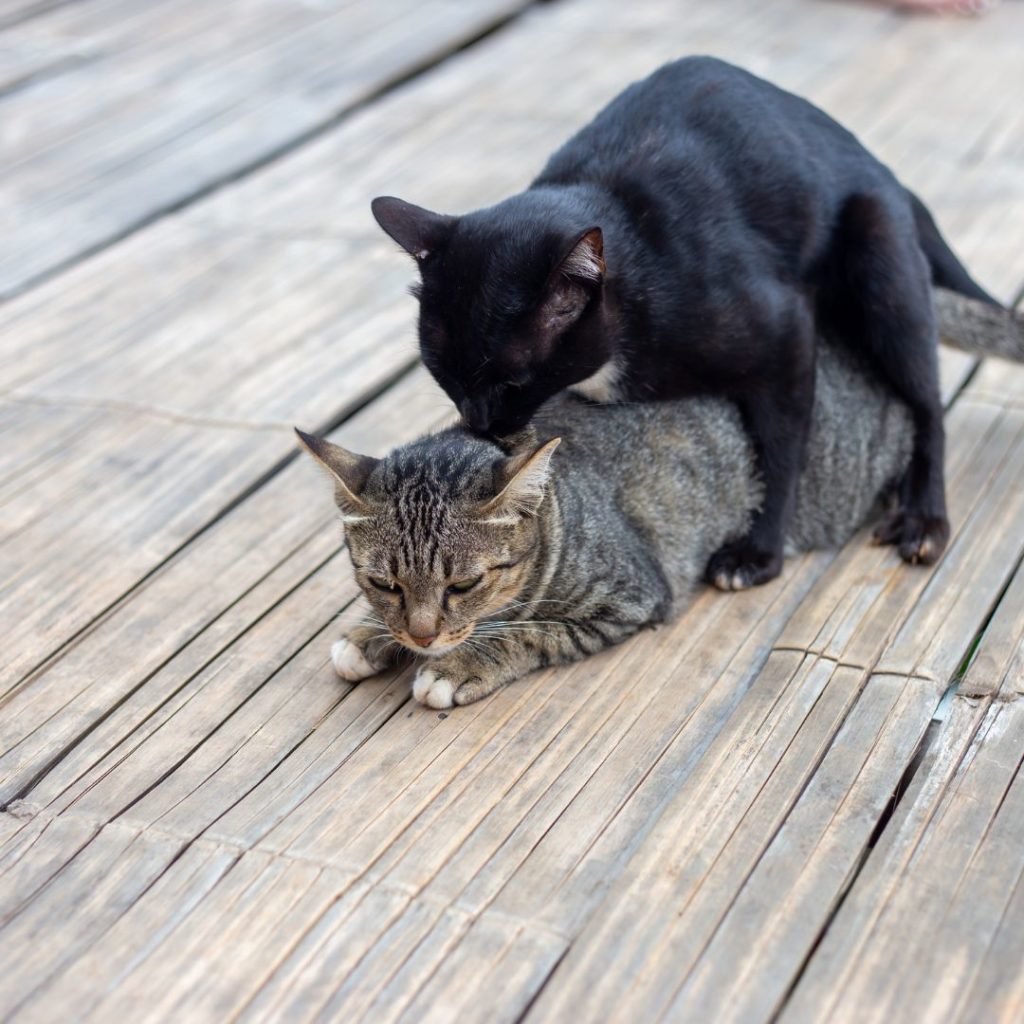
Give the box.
[331,638,379,681]
[412,668,455,709]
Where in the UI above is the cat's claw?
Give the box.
[412,668,456,709]
[331,638,380,681]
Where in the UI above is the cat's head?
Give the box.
[371,193,610,436]
[297,427,560,656]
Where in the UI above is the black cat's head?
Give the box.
[372,192,611,436]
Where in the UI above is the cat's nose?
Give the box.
[410,633,437,648]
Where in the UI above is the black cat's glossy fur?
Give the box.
[372,57,996,590]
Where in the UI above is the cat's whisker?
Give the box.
[482,602,574,623]
[470,628,524,650]
[473,623,558,643]
[460,636,504,659]
[475,619,566,631]
[493,596,574,611]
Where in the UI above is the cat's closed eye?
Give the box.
[447,576,482,595]
[368,576,400,594]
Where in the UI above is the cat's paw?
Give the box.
[872,509,949,565]
[331,638,381,681]
[705,541,783,592]
[412,667,458,709]
[412,666,494,709]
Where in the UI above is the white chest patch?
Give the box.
[571,359,621,403]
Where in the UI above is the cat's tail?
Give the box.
[911,191,1000,306]
[935,287,1024,363]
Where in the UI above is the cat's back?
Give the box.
[534,394,761,590]
[534,56,888,197]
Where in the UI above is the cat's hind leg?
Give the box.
[834,193,949,564]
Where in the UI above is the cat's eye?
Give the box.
[368,576,400,594]
[447,576,481,595]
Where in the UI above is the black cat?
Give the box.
[372,56,996,590]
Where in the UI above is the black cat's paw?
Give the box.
[705,541,783,592]
[872,510,949,566]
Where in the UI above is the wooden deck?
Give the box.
[2,0,1023,1019]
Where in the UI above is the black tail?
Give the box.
[910,191,1000,307]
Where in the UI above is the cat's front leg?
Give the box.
[707,310,816,591]
[410,614,643,709]
[331,623,396,682]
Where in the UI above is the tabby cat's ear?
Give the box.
[295,429,379,523]
[478,437,562,524]
[371,196,456,262]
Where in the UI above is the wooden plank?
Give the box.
[0,821,183,1013]
[242,558,823,873]
[0,812,97,924]
[0,411,292,689]
[390,912,566,1024]
[11,839,239,1021]
[202,0,1024,298]
[11,0,1012,398]
[898,743,1024,1022]
[4,512,823,1015]
[237,878,413,1022]
[658,675,936,1022]
[425,562,829,931]
[241,885,443,1022]
[951,821,1024,1024]
[0,0,534,296]
[67,850,349,1022]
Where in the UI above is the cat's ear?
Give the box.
[478,437,562,524]
[557,227,604,284]
[539,228,604,333]
[295,428,379,523]
[371,196,456,262]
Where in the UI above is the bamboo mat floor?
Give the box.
[2,0,1024,1019]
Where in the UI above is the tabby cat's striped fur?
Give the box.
[299,290,1023,709]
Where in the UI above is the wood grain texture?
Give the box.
[0,0,535,297]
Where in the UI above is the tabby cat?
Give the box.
[298,290,1022,709]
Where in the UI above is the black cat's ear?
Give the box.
[295,428,379,524]
[477,437,562,524]
[557,227,604,283]
[539,228,604,334]
[371,196,456,262]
